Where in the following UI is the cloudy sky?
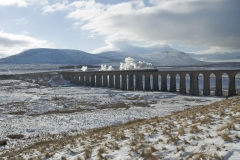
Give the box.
[0,0,240,61]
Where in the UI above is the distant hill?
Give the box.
[0,48,115,65]
[0,48,206,66]
[98,49,206,66]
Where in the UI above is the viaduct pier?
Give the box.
[59,69,240,97]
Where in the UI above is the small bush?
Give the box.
[97,147,106,159]
[220,133,232,142]
[149,146,158,153]
[178,127,185,136]
[84,148,92,159]
[0,139,8,146]
[141,149,158,160]
[190,125,200,133]
[7,134,24,139]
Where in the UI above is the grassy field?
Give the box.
[1,96,239,160]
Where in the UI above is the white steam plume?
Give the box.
[99,64,114,71]
[119,57,155,70]
[81,66,88,71]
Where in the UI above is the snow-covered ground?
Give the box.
[36,96,239,160]
[0,79,226,155]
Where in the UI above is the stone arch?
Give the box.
[74,74,79,85]
[126,74,129,90]
[142,74,145,90]
[120,75,122,89]
[102,74,108,87]
[150,74,153,90]
[158,74,161,90]
[72,75,76,83]
[160,74,167,91]
[101,75,104,86]
[151,74,159,91]
[176,74,180,92]
[108,74,114,88]
[198,73,204,95]
[114,74,120,89]
[170,73,176,92]
[185,74,190,94]
[167,74,170,91]
[128,74,134,91]
[135,73,144,91]
[107,75,109,86]
[133,74,136,90]
[222,73,229,96]
[95,74,102,87]
[236,72,240,95]
[94,75,96,86]
[215,72,224,96]
[83,75,86,85]
[90,75,95,86]
[210,73,216,95]
[113,75,116,87]
[179,73,186,94]
[145,74,151,91]
[121,74,127,90]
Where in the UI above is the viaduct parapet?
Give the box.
[59,69,240,96]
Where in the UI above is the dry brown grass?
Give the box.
[194,153,206,160]
[149,145,158,153]
[99,102,130,109]
[7,134,24,139]
[190,125,200,133]
[167,135,179,145]
[1,96,240,159]
[220,133,232,142]
[184,139,190,145]
[0,140,8,146]
[218,120,235,131]
[96,147,106,159]
[140,149,159,160]
[84,148,92,159]
[131,101,151,107]
[178,127,185,136]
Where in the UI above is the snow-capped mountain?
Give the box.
[0,48,115,65]
[140,50,205,66]
[0,48,206,66]
[98,51,142,61]
[97,50,205,66]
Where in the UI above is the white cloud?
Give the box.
[0,0,48,7]
[21,30,29,35]
[189,46,240,62]
[6,0,238,56]
[0,31,53,58]
[43,1,69,13]
[92,39,172,53]
[0,0,27,7]
[62,0,240,53]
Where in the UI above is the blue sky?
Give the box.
[0,0,240,62]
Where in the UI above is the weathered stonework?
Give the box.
[60,69,240,96]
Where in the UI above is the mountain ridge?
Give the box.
[0,48,206,66]
[0,48,116,65]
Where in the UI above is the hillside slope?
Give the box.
[0,48,205,66]
[141,50,205,66]
[98,49,205,66]
[0,48,114,65]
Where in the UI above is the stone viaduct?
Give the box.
[59,69,240,96]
